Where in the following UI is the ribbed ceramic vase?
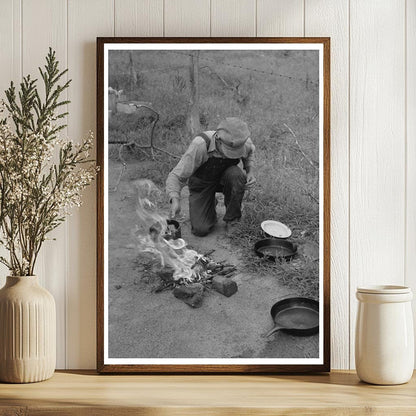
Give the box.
[0,276,56,383]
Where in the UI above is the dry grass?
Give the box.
[108,49,320,299]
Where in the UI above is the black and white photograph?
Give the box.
[97,39,330,372]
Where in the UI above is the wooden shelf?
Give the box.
[1,370,415,415]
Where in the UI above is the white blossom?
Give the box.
[0,105,97,275]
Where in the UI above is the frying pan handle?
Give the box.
[262,325,283,338]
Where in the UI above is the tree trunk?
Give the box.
[187,51,200,136]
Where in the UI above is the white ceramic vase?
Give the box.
[355,285,414,385]
[0,276,56,383]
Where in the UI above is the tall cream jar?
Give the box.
[355,285,414,385]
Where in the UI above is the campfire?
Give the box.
[134,179,238,307]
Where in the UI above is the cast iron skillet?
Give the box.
[264,297,319,338]
[254,238,297,262]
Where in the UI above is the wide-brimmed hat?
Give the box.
[216,117,250,159]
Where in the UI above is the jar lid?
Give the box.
[357,285,411,294]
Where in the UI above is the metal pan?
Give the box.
[165,219,181,240]
[264,297,319,338]
[149,219,181,240]
[254,238,297,262]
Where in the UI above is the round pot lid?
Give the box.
[261,220,292,239]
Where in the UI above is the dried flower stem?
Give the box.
[0,48,97,276]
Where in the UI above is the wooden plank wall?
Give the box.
[0,0,412,370]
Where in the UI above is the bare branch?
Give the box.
[283,123,318,172]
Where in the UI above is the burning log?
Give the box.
[217,266,237,276]
[148,254,239,305]
[154,281,175,293]
[212,276,238,297]
[134,180,239,302]
[191,255,208,269]
[157,266,175,281]
[173,283,204,308]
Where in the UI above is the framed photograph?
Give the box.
[97,37,330,373]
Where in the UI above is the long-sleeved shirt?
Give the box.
[166,130,255,200]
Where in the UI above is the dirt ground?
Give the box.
[108,160,319,359]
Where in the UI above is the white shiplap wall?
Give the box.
[0,0,413,370]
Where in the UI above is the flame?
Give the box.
[134,179,202,282]
[134,179,167,234]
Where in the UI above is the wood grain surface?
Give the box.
[257,0,304,37]
[22,0,68,369]
[67,0,114,369]
[114,0,163,37]
[349,0,406,369]
[406,0,416,356]
[0,0,414,371]
[0,0,22,320]
[211,0,256,37]
[164,0,210,37]
[305,0,349,371]
[0,371,415,415]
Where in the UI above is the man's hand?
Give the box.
[170,197,181,219]
[245,172,256,190]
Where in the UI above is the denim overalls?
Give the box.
[188,133,246,236]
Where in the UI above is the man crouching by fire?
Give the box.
[166,117,256,237]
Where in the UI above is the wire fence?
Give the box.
[165,50,318,86]
[109,50,318,87]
